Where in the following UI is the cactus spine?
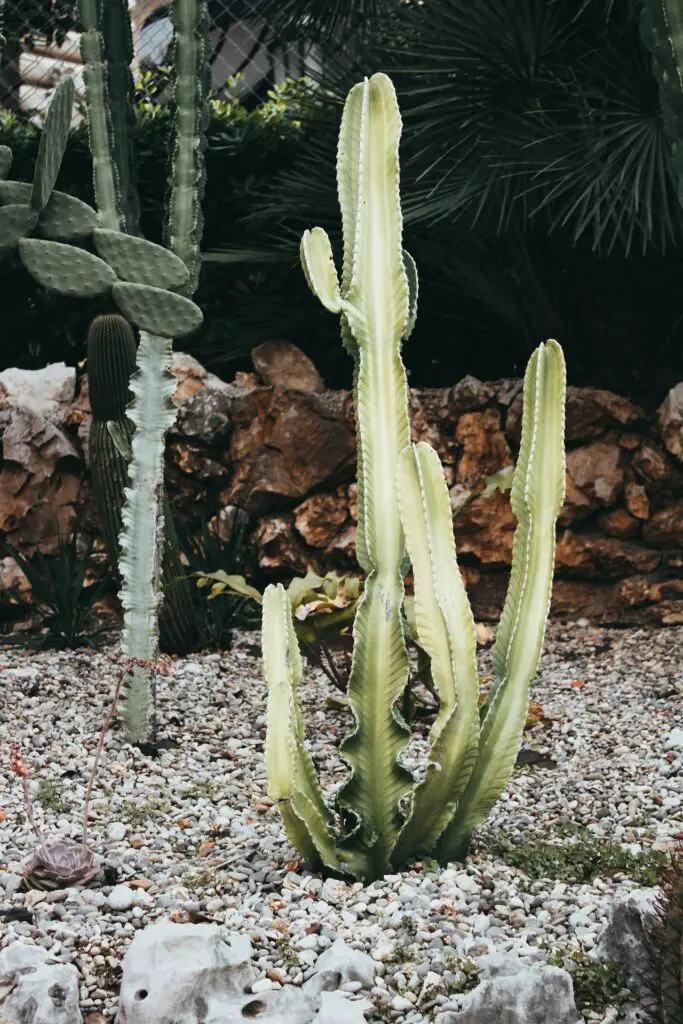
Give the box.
[261,73,566,882]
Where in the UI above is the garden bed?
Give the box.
[1,622,681,1022]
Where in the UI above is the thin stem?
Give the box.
[318,637,348,692]
[81,655,129,848]
[21,777,44,843]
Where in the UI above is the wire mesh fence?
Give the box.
[0,0,318,123]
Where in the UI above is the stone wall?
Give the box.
[1,342,682,625]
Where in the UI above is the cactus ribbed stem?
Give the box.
[102,0,139,235]
[78,0,122,231]
[165,0,210,296]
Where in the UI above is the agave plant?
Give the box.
[260,72,566,882]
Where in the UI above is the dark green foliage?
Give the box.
[547,949,634,1015]
[641,845,683,1024]
[1,533,110,648]
[490,829,671,886]
[102,0,140,234]
[178,509,260,649]
[85,314,199,655]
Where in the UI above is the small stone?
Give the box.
[106,822,127,842]
[107,885,135,911]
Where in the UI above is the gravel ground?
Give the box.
[0,622,681,1023]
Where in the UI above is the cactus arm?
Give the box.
[436,340,566,861]
[165,0,210,295]
[403,250,419,340]
[335,75,413,880]
[263,585,339,871]
[102,0,140,235]
[641,0,683,207]
[391,442,480,865]
[119,332,179,744]
[300,228,342,313]
[77,0,122,231]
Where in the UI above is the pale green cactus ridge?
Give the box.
[0,146,12,180]
[403,250,419,340]
[78,0,123,231]
[165,0,210,296]
[19,238,116,297]
[436,340,566,860]
[112,282,203,338]
[31,77,75,213]
[262,584,339,870]
[93,229,190,290]
[392,442,480,863]
[300,228,342,313]
[0,205,38,257]
[641,0,683,206]
[119,332,179,743]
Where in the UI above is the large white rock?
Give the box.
[115,921,370,1024]
[0,941,82,1024]
[658,381,683,463]
[435,960,579,1024]
[596,887,660,978]
[0,363,76,424]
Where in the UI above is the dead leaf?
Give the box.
[128,878,153,890]
[570,679,585,689]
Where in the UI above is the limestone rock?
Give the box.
[658,381,683,462]
[115,923,369,1024]
[1,406,79,481]
[643,501,683,548]
[596,888,659,979]
[435,961,578,1024]
[293,490,349,549]
[0,941,82,1024]
[555,532,661,579]
[0,362,75,424]
[566,442,623,506]
[455,408,513,490]
[305,937,377,998]
[226,388,355,512]
[252,340,324,393]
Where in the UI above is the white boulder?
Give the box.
[0,942,82,1024]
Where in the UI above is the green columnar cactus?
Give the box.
[102,0,140,235]
[261,73,566,882]
[77,0,123,231]
[87,315,198,656]
[165,0,210,295]
[642,0,683,210]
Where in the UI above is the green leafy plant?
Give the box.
[641,843,683,1024]
[2,533,110,648]
[178,509,261,648]
[546,949,634,1015]
[259,72,566,881]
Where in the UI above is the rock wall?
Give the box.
[1,343,682,626]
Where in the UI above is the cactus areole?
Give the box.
[261,73,567,882]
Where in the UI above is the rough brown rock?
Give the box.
[449,375,496,412]
[410,389,457,472]
[658,382,683,463]
[506,385,643,444]
[170,353,244,445]
[555,532,661,579]
[167,441,228,483]
[566,442,623,506]
[598,508,641,539]
[252,515,322,574]
[625,481,650,520]
[251,340,324,393]
[294,490,349,549]
[454,491,516,566]
[631,443,683,494]
[642,502,683,548]
[455,409,513,490]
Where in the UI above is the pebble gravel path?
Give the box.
[1,622,681,1022]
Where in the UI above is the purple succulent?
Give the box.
[24,841,98,891]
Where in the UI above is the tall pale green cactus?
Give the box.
[261,73,566,881]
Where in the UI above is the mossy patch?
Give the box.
[547,949,634,1013]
